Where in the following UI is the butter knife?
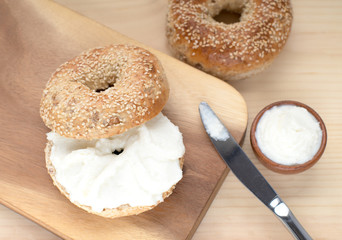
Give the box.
[199,102,312,240]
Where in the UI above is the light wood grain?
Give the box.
[1,0,342,239]
[0,0,247,240]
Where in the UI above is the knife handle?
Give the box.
[269,197,312,240]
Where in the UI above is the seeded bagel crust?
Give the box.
[45,140,185,218]
[166,0,293,81]
[40,44,169,139]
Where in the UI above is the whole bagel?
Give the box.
[40,44,169,139]
[166,0,293,81]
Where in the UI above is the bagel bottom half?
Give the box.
[45,114,184,218]
[45,143,184,218]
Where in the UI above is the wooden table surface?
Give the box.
[1,0,341,239]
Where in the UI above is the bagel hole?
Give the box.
[213,9,241,24]
[82,73,118,93]
[112,149,124,155]
[95,82,115,93]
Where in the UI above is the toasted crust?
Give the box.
[166,0,293,81]
[40,44,169,139]
[45,141,185,218]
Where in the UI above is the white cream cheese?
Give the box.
[47,113,185,212]
[255,105,322,165]
[199,102,230,141]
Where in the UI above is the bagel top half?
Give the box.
[40,44,169,139]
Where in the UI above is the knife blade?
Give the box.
[199,102,312,240]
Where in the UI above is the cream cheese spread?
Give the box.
[255,105,322,165]
[47,113,185,212]
[199,102,230,141]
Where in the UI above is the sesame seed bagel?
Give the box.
[166,0,293,81]
[40,44,169,139]
[45,140,185,218]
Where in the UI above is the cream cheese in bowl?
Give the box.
[255,104,322,165]
[250,100,327,174]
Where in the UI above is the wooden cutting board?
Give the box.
[0,0,247,239]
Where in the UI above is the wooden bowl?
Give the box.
[250,100,327,174]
